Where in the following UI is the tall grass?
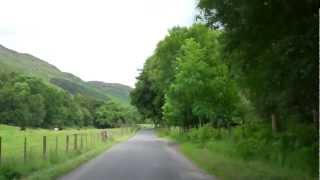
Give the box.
[158,125,317,180]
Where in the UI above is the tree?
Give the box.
[0,75,47,129]
[163,38,239,128]
[96,101,122,128]
[130,58,162,126]
[0,73,134,129]
[27,94,46,127]
[197,0,318,126]
[131,24,227,127]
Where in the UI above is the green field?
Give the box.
[0,124,136,179]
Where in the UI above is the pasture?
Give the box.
[0,124,136,179]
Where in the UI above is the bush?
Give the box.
[0,165,21,180]
[187,125,212,143]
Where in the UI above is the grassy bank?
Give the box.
[157,128,315,180]
[0,124,137,180]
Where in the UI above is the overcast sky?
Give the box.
[0,0,197,87]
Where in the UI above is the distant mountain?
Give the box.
[0,44,131,104]
[88,81,132,103]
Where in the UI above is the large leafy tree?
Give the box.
[164,38,239,128]
[197,0,318,125]
[130,57,162,126]
[131,24,228,127]
[0,74,46,129]
[95,101,138,128]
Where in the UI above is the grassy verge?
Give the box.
[0,124,137,180]
[25,134,134,180]
[157,129,314,180]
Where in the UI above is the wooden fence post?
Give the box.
[55,136,58,154]
[80,134,83,150]
[104,131,107,142]
[101,131,104,142]
[74,134,78,150]
[85,134,88,149]
[92,134,97,145]
[66,135,69,153]
[90,133,94,146]
[24,137,27,163]
[91,134,93,146]
[43,136,47,160]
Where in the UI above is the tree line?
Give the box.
[130,0,317,174]
[130,25,243,128]
[0,73,141,129]
[131,0,317,133]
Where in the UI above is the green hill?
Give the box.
[0,44,132,104]
[88,81,132,104]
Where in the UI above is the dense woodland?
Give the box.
[0,73,141,129]
[131,0,318,176]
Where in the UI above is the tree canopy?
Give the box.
[0,73,140,129]
[131,24,240,128]
[197,0,318,123]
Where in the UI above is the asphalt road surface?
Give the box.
[60,129,214,180]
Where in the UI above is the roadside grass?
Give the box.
[0,124,137,180]
[25,134,133,180]
[157,129,314,180]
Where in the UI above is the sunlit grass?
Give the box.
[0,124,137,179]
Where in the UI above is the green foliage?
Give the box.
[0,165,21,180]
[95,101,141,128]
[0,73,141,129]
[131,26,202,125]
[130,57,163,125]
[131,24,239,128]
[197,0,318,121]
[160,126,317,179]
[0,74,48,128]
[163,37,239,128]
[0,45,132,104]
[132,15,317,176]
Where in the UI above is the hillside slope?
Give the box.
[0,44,131,103]
[88,81,132,104]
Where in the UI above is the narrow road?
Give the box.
[60,129,214,180]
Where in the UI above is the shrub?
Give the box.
[0,165,21,180]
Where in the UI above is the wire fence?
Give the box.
[0,128,127,166]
